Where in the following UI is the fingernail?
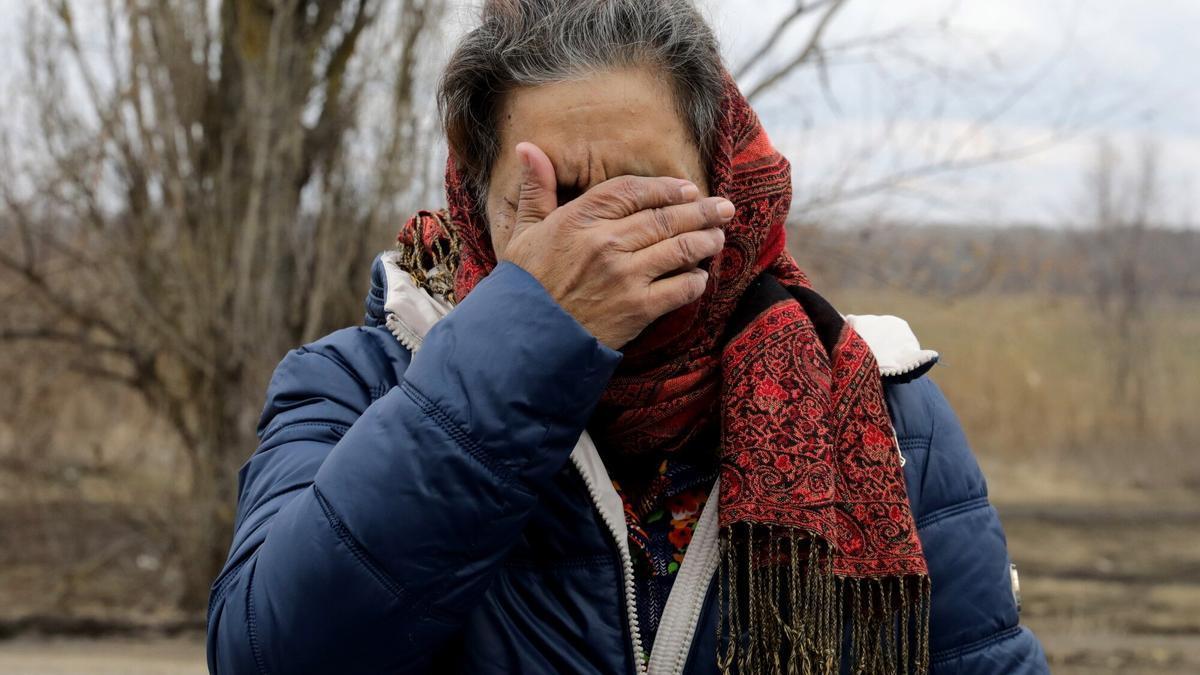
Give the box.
[679,182,699,201]
[716,200,735,220]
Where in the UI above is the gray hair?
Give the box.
[439,0,726,205]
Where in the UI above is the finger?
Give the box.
[513,141,558,235]
[570,174,700,223]
[610,196,734,250]
[643,267,710,319]
[631,227,726,280]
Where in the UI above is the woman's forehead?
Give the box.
[492,67,703,190]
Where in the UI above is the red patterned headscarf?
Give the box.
[398,72,930,674]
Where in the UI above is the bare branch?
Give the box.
[796,129,1072,214]
[743,0,849,103]
[0,328,138,361]
[732,1,835,81]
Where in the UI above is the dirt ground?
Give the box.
[1001,501,1200,674]
[1,493,1197,674]
[0,636,204,674]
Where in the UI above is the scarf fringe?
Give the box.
[716,522,930,675]
[396,209,460,303]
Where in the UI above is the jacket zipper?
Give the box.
[385,314,424,353]
[570,451,649,675]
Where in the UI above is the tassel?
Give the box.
[395,209,461,302]
[716,523,930,675]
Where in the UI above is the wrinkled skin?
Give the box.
[484,67,733,349]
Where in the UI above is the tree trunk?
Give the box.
[175,382,258,613]
[178,455,240,613]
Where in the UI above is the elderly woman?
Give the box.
[207,2,1047,674]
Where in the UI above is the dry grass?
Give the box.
[831,287,1200,499]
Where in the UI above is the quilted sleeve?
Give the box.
[888,376,1050,675]
[206,262,622,674]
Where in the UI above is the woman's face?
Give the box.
[484,67,710,258]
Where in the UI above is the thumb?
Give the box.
[513,141,557,234]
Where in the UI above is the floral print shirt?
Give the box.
[612,456,718,654]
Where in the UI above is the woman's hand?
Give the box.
[500,141,734,350]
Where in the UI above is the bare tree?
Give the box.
[0,0,445,611]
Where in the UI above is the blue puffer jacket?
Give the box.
[206,256,1048,674]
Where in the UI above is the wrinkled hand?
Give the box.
[500,142,734,350]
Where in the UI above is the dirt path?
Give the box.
[1000,502,1200,674]
[0,637,205,674]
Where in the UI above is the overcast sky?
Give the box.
[2,0,1196,226]
[700,0,1200,226]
